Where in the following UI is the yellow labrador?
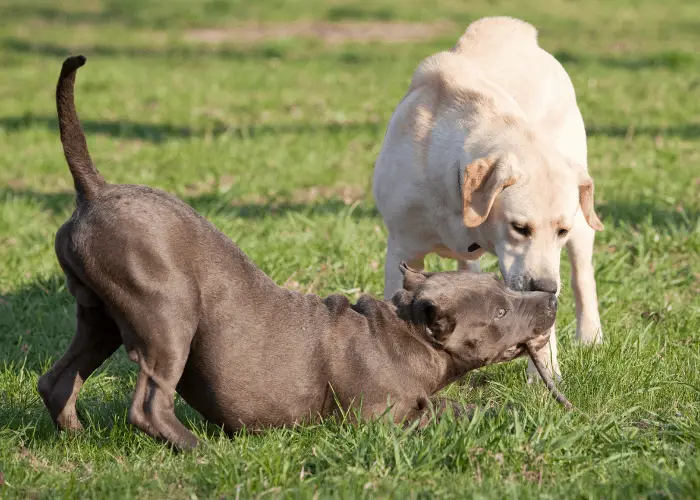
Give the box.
[373,17,604,381]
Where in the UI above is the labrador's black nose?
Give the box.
[529,277,558,295]
[548,293,558,312]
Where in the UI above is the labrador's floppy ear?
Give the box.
[399,261,433,292]
[569,163,604,231]
[462,156,521,227]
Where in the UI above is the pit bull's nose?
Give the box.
[548,293,558,312]
[529,277,558,295]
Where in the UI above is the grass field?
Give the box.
[1,0,699,497]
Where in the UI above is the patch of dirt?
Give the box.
[18,448,50,471]
[220,184,366,208]
[286,185,365,205]
[182,177,366,207]
[186,21,454,45]
[6,179,27,190]
[197,184,366,207]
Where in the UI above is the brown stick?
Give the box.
[526,341,574,410]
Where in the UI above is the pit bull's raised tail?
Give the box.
[56,55,105,204]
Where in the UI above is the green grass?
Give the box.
[1,0,699,497]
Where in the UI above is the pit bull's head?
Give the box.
[392,262,557,369]
[460,132,604,294]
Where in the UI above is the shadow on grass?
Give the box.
[0,36,292,62]
[3,34,699,71]
[554,50,699,71]
[0,188,75,214]
[188,193,379,220]
[2,113,697,148]
[0,277,220,439]
[0,114,384,144]
[2,4,146,27]
[0,187,380,220]
[598,200,698,230]
[1,3,239,31]
[4,116,699,175]
[0,384,212,442]
[587,123,700,139]
[2,3,399,26]
[4,187,696,229]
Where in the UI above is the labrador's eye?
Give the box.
[511,223,531,237]
[497,308,507,318]
[558,228,570,238]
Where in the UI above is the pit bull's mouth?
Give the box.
[533,324,556,336]
[423,326,444,349]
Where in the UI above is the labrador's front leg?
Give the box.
[567,210,603,344]
[526,324,562,383]
[383,233,429,299]
[457,259,481,272]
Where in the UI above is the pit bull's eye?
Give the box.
[497,308,507,318]
[558,228,570,238]
[511,223,531,237]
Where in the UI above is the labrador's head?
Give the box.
[461,143,603,294]
[392,262,557,369]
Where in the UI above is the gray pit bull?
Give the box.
[38,56,571,450]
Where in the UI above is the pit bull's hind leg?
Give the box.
[38,301,122,431]
[123,309,200,450]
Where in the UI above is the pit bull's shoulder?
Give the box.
[320,293,388,326]
[350,295,382,317]
[350,295,399,331]
[323,294,352,317]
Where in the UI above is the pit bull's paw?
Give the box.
[172,433,201,452]
[576,320,603,345]
[37,373,85,432]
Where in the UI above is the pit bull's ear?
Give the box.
[462,156,521,227]
[570,164,604,232]
[399,261,433,292]
[413,298,455,344]
[413,298,437,326]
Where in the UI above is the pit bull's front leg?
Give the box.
[416,398,478,428]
